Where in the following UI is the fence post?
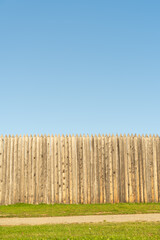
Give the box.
[134,134,140,202]
[0,135,3,205]
[153,134,158,202]
[13,134,18,204]
[98,134,102,203]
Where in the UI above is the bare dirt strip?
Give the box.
[0,214,160,226]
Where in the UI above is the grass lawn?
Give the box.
[0,222,160,239]
[0,203,160,218]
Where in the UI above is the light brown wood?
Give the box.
[108,134,113,203]
[131,134,135,202]
[6,135,11,205]
[47,134,51,204]
[123,134,128,202]
[115,134,119,203]
[69,134,72,204]
[1,133,160,205]
[54,135,58,203]
[138,135,143,202]
[146,135,152,202]
[28,135,32,204]
[51,134,54,203]
[24,135,29,203]
[102,134,105,204]
[98,134,102,203]
[156,135,160,202]
[83,134,87,204]
[40,134,44,203]
[2,135,7,205]
[134,134,140,202]
[153,135,158,202]
[87,134,91,204]
[105,134,109,203]
[72,134,77,203]
[13,135,18,203]
[9,135,14,204]
[36,134,40,204]
[61,134,65,203]
[90,134,94,203]
[119,134,124,202]
[142,134,147,202]
[0,135,3,204]
[94,134,98,203]
[65,135,69,204]
[127,134,132,203]
[32,135,36,204]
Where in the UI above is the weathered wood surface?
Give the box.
[0,134,160,205]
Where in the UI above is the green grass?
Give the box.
[0,222,160,239]
[0,203,160,218]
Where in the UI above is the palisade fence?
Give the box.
[0,134,160,205]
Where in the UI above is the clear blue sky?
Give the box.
[0,0,160,136]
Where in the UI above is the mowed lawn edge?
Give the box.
[0,203,160,218]
[0,222,160,240]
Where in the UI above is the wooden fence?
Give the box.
[0,134,160,205]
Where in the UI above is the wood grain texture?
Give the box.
[1,134,160,205]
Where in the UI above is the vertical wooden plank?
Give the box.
[112,134,116,203]
[47,134,51,204]
[0,135,3,205]
[102,134,105,204]
[43,135,47,203]
[51,134,55,204]
[6,135,11,205]
[65,135,69,204]
[72,134,78,203]
[153,134,158,202]
[40,134,44,203]
[131,134,136,202]
[156,135,160,202]
[90,134,94,203]
[142,134,147,202]
[24,134,29,203]
[28,135,32,204]
[31,135,36,204]
[61,134,65,203]
[123,134,128,202]
[69,134,72,203]
[119,134,124,202]
[58,134,62,203]
[104,134,109,203]
[134,134,140,202]
[36,134,40,204]
[138,135,143,202]
[54,135,58,203]
[112,134,119,203]
[108,134,113,203]
[138,134,144,202]
[98,134,102,203]
[2,135,7,205]
[76,134,80,204]
[83,134,87,204]
[13,135,18,204]
[10,135,14,204]
[79,134,83,203]
[150,135,154,202]
[17,135,22,203]
[87,134,91,204]
[127,134,132,203]
[146,134,152,202]
[21,135,25,203]
[115,134,120,203]
[94,134,99,203]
